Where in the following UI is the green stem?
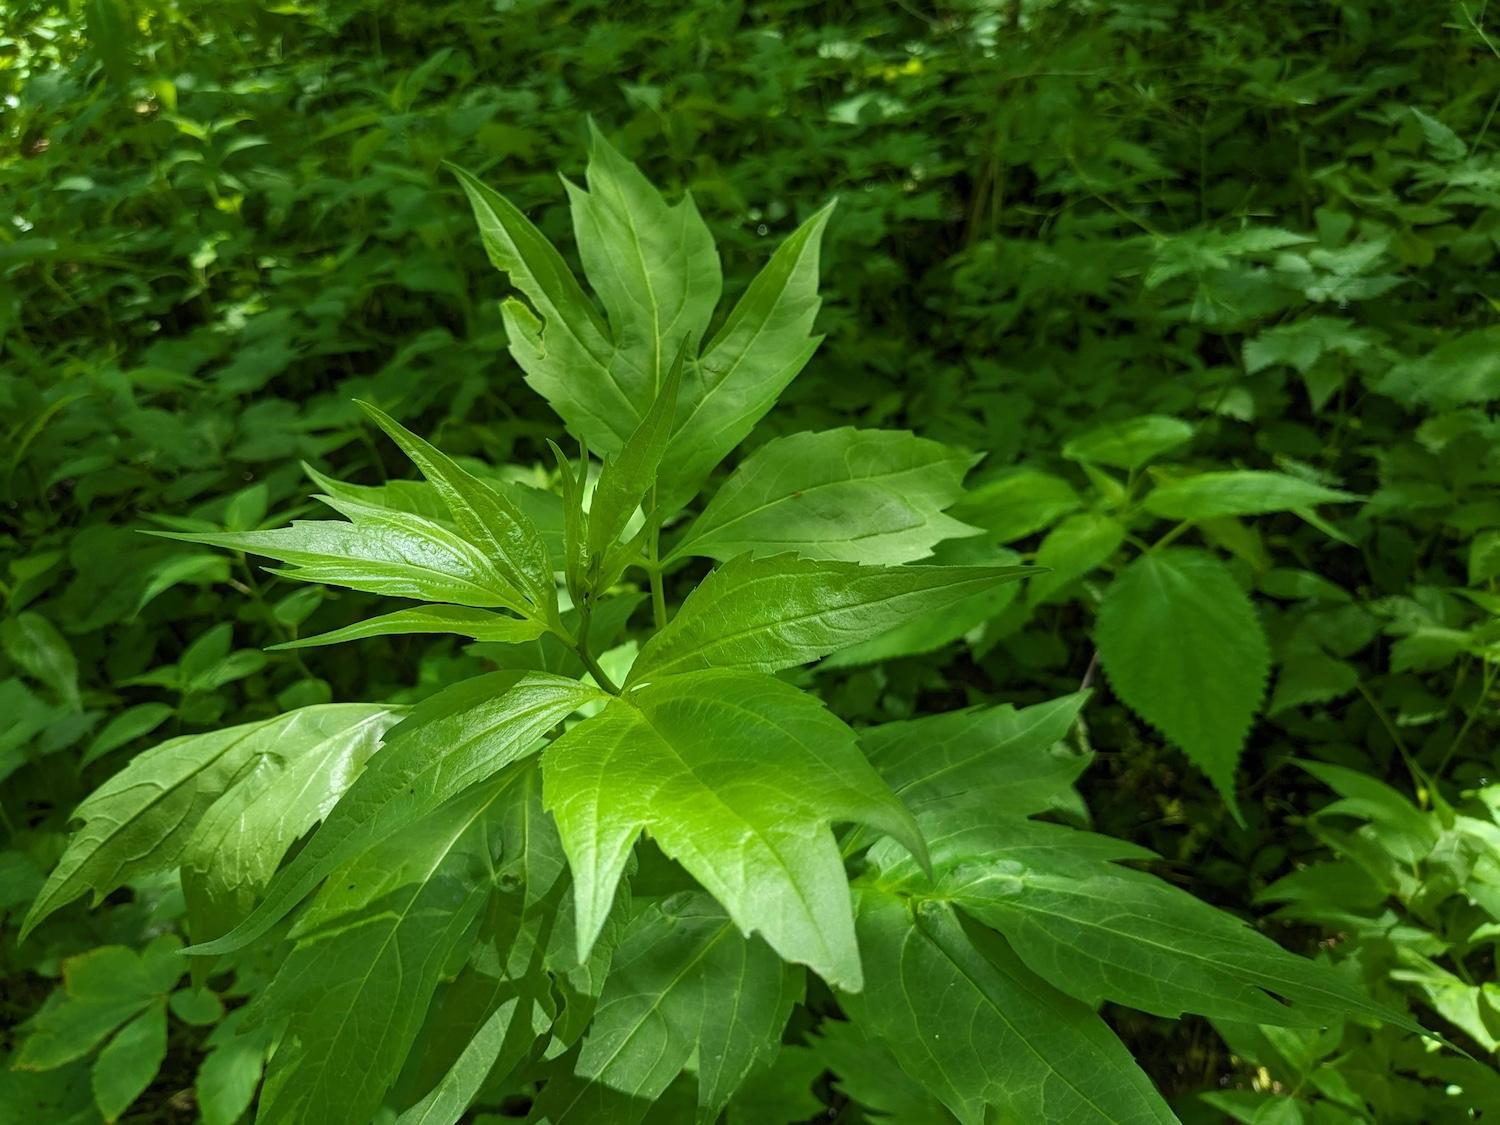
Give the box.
[647,539,668,632]
[574,603,621,695]
[1432,660,1497,781]
[1149,521,1193,552]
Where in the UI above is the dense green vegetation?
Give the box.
[3,1,1498,1121]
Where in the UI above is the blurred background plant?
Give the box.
[2,0,1497,1120]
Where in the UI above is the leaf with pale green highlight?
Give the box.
[544,669,926,991]
[1095,549,1269,817]
[1026,512,1125,606]
[566,123,721,411]
[246,782,502,1125]
[842,891,1178,1125]
[1142,470,1358,521]
[669,428,978,566]
[576,892,800,1112]
[187,671,600,957]
[357,401,555,610]
[154,500,532,612]
[628,554,1032,685]
[656,202,834,513]
[179,706,401,943]
[23,705,399,940]
[270,605,547,650]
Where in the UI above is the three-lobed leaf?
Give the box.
[544,668,925,990]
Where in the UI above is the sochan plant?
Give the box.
[21,130,1427,1125]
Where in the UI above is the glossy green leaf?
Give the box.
[576,892,800,1111]
[1062,415,1194,471]
[656,202,834,512]
[842,891,1177,1125]
[92,1002,167,1124]
[567,124,720,416]
[189,671,599,957]
[628,554,1031,684]
[23,705,398,939]
[1142,471,1358,520]
[270,605,548,650]
[545,669,926,989]
[669,428,978,565]
[155,498,534,611]
[180,705,400,942]
[357,402,556,610]
[1095,549,1269,815]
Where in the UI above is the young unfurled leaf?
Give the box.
[22,705,400,939]
[449,165,629,450]
[656,202,833,513]
[189,672,600,957]
[585,340,687,564]
[1142,470,1358,521]
[246,783,501,1125]
[668,428,978,565]
[575,893,801,1112]
[544,669,926,990]
[841,891,1177,1125]
[628,554,1031,685]
[155,501,534,612]
[269,605,547,650]
[868,817,1418,1031]
[1095,549,1269,816]
[357,402,556,611]
[566,123,721,412]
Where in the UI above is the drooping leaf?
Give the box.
[655,202,834,512]
[247,782,501,1125]
[1094,549,1269,814]
[869,817,1416,1030]
[189,671,600,957]
[669,428,978,565]
[270,605,548,650]
[23,705,399,938]
[357,402,556,610]
[1143,471,1358,521]
[841,891,1177,1125]
[545,669,926,990]
[628,554,1031,685]
[576,892,800,1112]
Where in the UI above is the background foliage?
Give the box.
[2,0,1498,1121]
